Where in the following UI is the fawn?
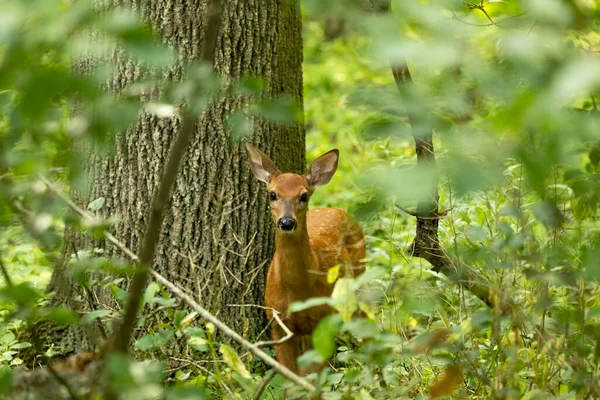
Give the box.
[245,143,366,374]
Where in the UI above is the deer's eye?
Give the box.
[300,193,308,203]
[269,191,277,201]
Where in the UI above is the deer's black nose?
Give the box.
[278,217,297,231]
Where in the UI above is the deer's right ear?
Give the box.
[245,142,280,184]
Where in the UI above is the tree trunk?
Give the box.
[34,0,304,361]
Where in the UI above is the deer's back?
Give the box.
[307,208,366,276]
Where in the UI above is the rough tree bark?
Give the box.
[33,0,305,360]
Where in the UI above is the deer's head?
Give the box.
[246,142,339,234]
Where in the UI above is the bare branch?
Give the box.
[227,304,294,347]
[38,176,316,393]
[115,0,222,354]
[71,242,109,340]
[527,20,537,35]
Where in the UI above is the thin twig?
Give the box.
[253,370,276,400]
[227,304,294,347]
[449,9,529,28]
[44,362,81,400]
[527,20,537,36]
[72,242,109,340]
[29,317,81,400]
[0,255,13,287]
[38,176,316,393]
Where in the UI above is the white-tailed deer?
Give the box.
[245,143,365,374]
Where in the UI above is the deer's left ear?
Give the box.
[245,142,281,184]
[305,149,339,189]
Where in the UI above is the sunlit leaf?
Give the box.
[179,312,198,330]
[219,344,251,379]
[331,278,357,321]
[327,265,340,284]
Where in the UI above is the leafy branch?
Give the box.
[114,0,222,354]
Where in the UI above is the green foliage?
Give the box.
[297,0,600,398]
[2,0,600,398]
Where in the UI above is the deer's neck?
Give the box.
[274,225,315,289]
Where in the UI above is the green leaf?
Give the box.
[87,197,105,211]
[532,201,563,228]
[0,283,41,306]
[312,314,342,360]
[151,297,176,307]
[81,309,112,324]
[219,344,251,379]
[331,278,357,321]
[134,330,174,351]
[105,352,134,389]
[403,293,438,316]
[143,283,160,305]
[583,247,600,281]
[174,370,191,381]
[43,307,80,325]
[353,266,386,288]
[289,297,333,313]
[327,265,340,284]
[134,335,156,352]
[187,336,208,352]
[471,310,493,330]
[226,112,253,141]
[165,387,209,400]
[360,389,376,400]
[253,97,300,124]
[342,318,380,339]
[297,349,324,371]
[186,327,208,351]
[0,332,15,346]
[0,365,12,395]
[235,76,266,94]
[9,342,31,350]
